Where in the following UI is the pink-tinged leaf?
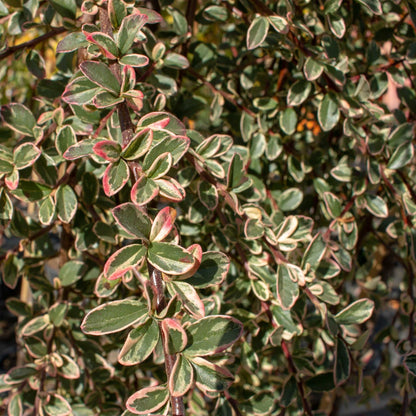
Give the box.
[191,356,234,392]
[161,318,188,354]
[121,128,153,160]
[117,13,148,55]
[130,175,159,205]
[155,177,185,202]
[125,89,144,113]
[137,7,163,24]
[118,318,159,365]
[126,385,169,415]
[103,159,129,196]
[112,202,151,240]
[147,242,195,276]
[94,273,121,298]
[169,355,194,397]
[121,65,136,92]
[86,32,119,59]
[104,244,147,280]
[178,244,203,279]
[119,53,149,67]
[5,169,19,190]
[149,206,177,242]
[13,142,41,170]
[138,112,186,135]
[80,61,120,95]
[93,140,121,162]
[81,298,148,335]
[184,315,243,356]
[169,281,205,319]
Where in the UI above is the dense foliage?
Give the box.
[1,0,416,414]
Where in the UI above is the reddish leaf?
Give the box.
[149,206,177,242]
[93,140,121,162]
[102,159,129,196]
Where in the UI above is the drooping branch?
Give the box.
[0,27,66,61]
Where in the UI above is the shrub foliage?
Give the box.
[1,0,416,414]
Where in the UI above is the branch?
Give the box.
[0,27,66,61]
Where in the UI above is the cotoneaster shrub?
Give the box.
[0,0,415,415]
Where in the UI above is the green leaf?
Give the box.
[356,0,382,15]
[26,50,46,79]
[1,103,36,137]
[184,315,242,356]
[130,175,159,205]
[334,337,351,386]
[364,194,388,218]
[49,0,76,19]
[57,32,88,53]
[387,141,414,170]
[121,128,153,160]
[59,260,86,287]
[268,15,288,34]
[304,57,324,81]
[21,315,49,336]
[55,185,77,223]
[81,298,148,335]
[0,189,13,219]
[287,80,312,106]
[161,318,188,354]
[191,356,234,392]
[198,181,218,210]
[118,318,159,365]
[164,53,189,69]
[142,135,189,170]
[203,5,228,21]
[112,203,151,240]
[240,391,275,416]
[119,53,149,67]
[280,376,297,407]
[8,393,23,415]
[80,61,120,95]
[62,77,101,105]
[247,16,270,50]
[277,188,303,211]
[146,152,172,179]
[56,126,77,156]
[147,242,195,276]
[102,159,129,196]
[169,355,194,397]
[276,264,300,310]
[279,108,297,135]
[323,191,342,218]
[43,393,71,416]
[301,233,326,271]
[227,153,244,189]
[58,354,81,380]
[306,372,335,391]
[104,244,147,280]
[404,353,416,376]
[126,385,169,414]
[63,139,101,160]
[185,251,229,288]
[117,13,147,55]
[334,299,374,325]
[13,143,41,170]
[169,281,205,319]
[156,177,185,202]
[94,273,121,298]
[318,93,339,131]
